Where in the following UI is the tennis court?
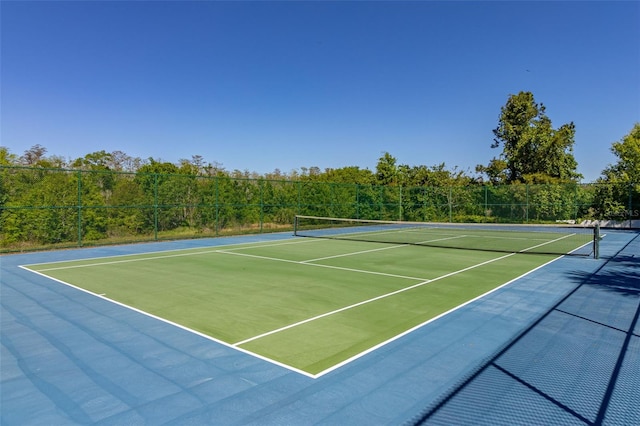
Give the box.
[2,222,638,424]
[21,218,597,377]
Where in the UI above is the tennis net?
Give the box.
[293,215,600,257]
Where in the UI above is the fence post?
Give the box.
[399,185,403,221]
[153,173,158,240]
[296,180,301,216]
[77,170,82,246]
[448,186,453,223]
[574,184,579,222]
[331,182,335,217]
[484,185,488,219]
[259,179,264,233]
[525,184,529,223]
[215,176,219,236]
[355,184,360,219]
[594,222,600,259]
[629,183,634,228]
[422,187,427,222]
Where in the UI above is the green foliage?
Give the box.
[0,147,19,166]
[2,169,78,245]
[603,123,640,183]
[479,91,581,184]
[1,126,637,251]
[0,162,615,251]
[375,152,398,186]
[591,124,640,219]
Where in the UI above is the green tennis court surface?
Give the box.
[24,236,575,377]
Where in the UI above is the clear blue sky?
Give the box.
[2,1,639,181]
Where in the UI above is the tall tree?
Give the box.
[593,123,640,218]
[0,147,18,165]
[71,150,114,170]
[20,144,48,166]
[602,123,640,183]
[478,91,581,184]
[375,152,398,186]
[110,150,143,172]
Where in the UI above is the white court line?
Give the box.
[301,243,407,263]
[216,250,427,281]
[33,249,223,271]
[231,233,576,347]
[30,238,428,280]
[28,228,582,272]
[19,265,318,379]
[324,225,567,242]
[519,232,575,252]
[20,232,573,379]
[220,238,324,251]
[28,238,321,272]
[233,251,516,346]
[21,238,291,267]
[301,235,466,263]
[316,254,565,378]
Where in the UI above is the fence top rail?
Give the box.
[2,165,632,190]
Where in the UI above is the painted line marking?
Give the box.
[26,238,320,271]
[215,250,428,281]
[20,232,584,378]
[18,265,317,379]
[233,252,517,346]
[301,235,466,263]
[315,254,565,378]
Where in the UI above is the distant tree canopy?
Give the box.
[0,146,472,188]
[477,91,581,185]
[601,123,640,184]
[592,123,640,217]
[0,146,18,166]
[1,102,638,250]
[1,93,635,192]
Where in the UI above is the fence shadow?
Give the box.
[567,255,640,298]
[408,236,640,425]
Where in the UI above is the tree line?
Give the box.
[2,91,637,187]
[0,92,638,250]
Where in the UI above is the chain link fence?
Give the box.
[1,166,637,252]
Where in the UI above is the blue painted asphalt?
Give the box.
[408,230,640,425]
[1,230,637,425]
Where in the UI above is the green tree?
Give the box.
[71,150,113,169]
[593,123,640,219]
[603,123,640,183]
[375,152,398,186]
[0,147,18,165]
[478,91,581,184]
[2,168,78,245]
[311,166,374,185]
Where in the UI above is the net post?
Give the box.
[293,215,299,236]
[593,222,600,259]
